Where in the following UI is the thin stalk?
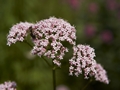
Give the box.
[41,56,52,68]
[52,62,56,90]
[24,40,33,48]
[24,40,56,90]
[81,79,92,90]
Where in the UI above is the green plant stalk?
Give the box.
[81,79,92,90]
[24,40,33,48]
[52,63,56,90]
[24,40,56,90]
[41,56,52,68]
[24,40,52,67]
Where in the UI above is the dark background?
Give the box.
[0,0,120,90]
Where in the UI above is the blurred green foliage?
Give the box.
[0,0,120,90]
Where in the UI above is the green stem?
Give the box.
[24,40,33,48]
[52,63,56,90]
[24,40,56,90]
[41,56,52,68]
[81,79,92,90]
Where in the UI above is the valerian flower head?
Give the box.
[69,44,109,84]
[0,81,17,90]
[69,44,96,77]
[94,63,109,84]
[31,17,76,66]
[7,22,33,46]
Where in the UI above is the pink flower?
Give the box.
[31,17,76,66]
[7,22,33,46]
[94,64,109,84]
[69,44,96,77]
[89,2,98,13]
[69,44,109,84]
[0,81,17,90]
[85,24,96,37]
[100,30,113,44]
[106,0,118,11]
[68,0,80,10]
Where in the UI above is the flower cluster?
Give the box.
[7,22,33,46]
[69,44,96,77]
[7,17,76,66]
[69,44,109,84]
[0,81,16,90]
[31,17,76,66]
[6,17,109,84]
[94,63,109,84]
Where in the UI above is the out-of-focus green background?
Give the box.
[0,0,120,90]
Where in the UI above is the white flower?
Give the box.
[31,17,76,66]
[7,22,33,46]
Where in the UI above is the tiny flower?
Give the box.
[7,22,33,46]
[53,60,61,66]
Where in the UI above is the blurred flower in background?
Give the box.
[88,2,99,13]
[100,30,113,44]
[106,0,118,11]
[25,51,36,60]
[67,0,80,10]
[56,85,70,90]
[84,24,96,38]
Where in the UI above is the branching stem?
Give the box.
[24,40,56,90]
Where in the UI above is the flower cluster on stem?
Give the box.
[7,22,33,46]
[7,17,76,67]
[6,17,109,87]
[69,44,109,84]
[30,17,76,66]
